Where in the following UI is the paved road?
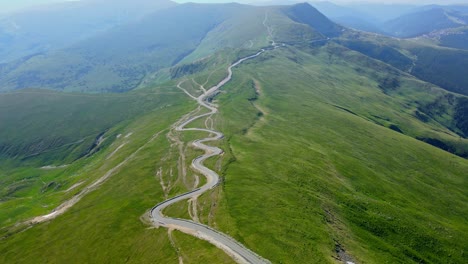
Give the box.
[150,49,271,264]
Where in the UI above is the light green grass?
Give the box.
[1,37,467,264]
[209,44,468,263]
[0,82,236,262]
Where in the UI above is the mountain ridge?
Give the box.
[383,7,467,38]
[0,2,343,93]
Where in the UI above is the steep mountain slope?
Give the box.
[0,87,194,226]
[212,44,467,263]
[282,3,343,37]
[0,0,175,63]
[437,26,468,49]
[0,90,178,164]
[0,84,236,263]
[337,31,468,97]
[416,26,468,50]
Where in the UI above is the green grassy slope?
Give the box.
[409,45,468,97]
[0,86,192,230]
[338,31,468,96]
[0,81,237,263]
[145,3,339,87]
[1,3,467,263]
[0,89,183,164]
[0,94,231,263]
[180,6,270,63]
[0,2,330,252]
[208,44,467,263]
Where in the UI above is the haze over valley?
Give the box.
[0,1,467,263]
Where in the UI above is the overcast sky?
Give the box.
[0,0,467,13]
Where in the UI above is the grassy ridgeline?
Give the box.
[212,45,467,263]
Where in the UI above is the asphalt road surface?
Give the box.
[150,49,271,264]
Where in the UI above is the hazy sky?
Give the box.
[0,0,61,13]
[0,0,467,13]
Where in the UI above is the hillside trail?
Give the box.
[21,131,164,226]
[149,12,281,264]
[263,11,276,46]
[150,49,270,264]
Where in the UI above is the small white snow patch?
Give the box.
[116,134,122,138]
[125,132,133,138]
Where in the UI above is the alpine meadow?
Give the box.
[0,1,467,264]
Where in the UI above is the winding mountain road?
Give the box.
[150,49,271,264]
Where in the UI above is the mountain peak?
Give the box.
[282,2,343,37]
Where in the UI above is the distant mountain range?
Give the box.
[0,1,467,94]
[310,2,468,48]
[0,2,342,93]
[382,5,468,38]
[3,0,466,67]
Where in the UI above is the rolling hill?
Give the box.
[0,2,467,264]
